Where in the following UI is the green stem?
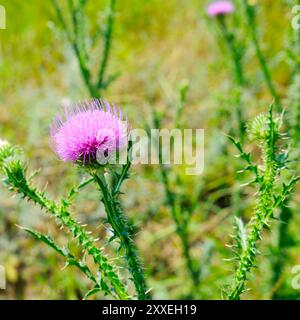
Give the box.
[153,111,200,290]
[243,1,282,110]
[51,0,118,98]
[271,198,292,299]
[162,165,199,289]
[50,0,98,98]
[271,15,300,293]
[217,16,246,139]
[3,160,129,300]
[293,0,300,75]
[228,109,278,300]
[228,183,274,300]
[175,81,189,129]
[97,0,117,90]
[20,226,99,291]
[93,171,149,300]
[180,223,200,289]
[218,16,245,86]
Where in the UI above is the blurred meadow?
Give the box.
[0,0,300,299]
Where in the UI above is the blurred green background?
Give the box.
[0,0,300,299]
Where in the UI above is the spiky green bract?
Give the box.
[227,106,299,300]
[0,151,129,300]
[91,143,149,300]
[0,140,18,170]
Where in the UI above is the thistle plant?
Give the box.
[50,99,149,299]
[50,0,118,98]
[269,6,300,296]
[288,0,300,77]
[0,99,149,300]
[149,82,201,295]
[242,0,282,110]
[270,55,300,298]
[208,1,246,139]
[287,3,300,144]
[0,141,128,299]
[226,106,299,300]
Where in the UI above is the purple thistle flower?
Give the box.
[50,99,128,165]
[207,1,234,16]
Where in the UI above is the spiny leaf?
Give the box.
[83,286,102,300]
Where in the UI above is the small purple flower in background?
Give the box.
[207,1,234,16]
[50,99,128,165]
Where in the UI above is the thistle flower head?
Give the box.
[50,99,128,165]
[207,1,234,16]
[0,139,18,171]
[246,113,280,143]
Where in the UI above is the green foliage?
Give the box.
[227,107,299,300]
[91,143,149,300]
[50,0,118,97]
[0,141,18,170]
[0,139,149,300]
[1,0,300,300]
[288,75,300,144]
[150,83,201,296]
[0,144,130,300]
[231,217,247,258]
[19,226,98,287]
[242,0,282,110]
